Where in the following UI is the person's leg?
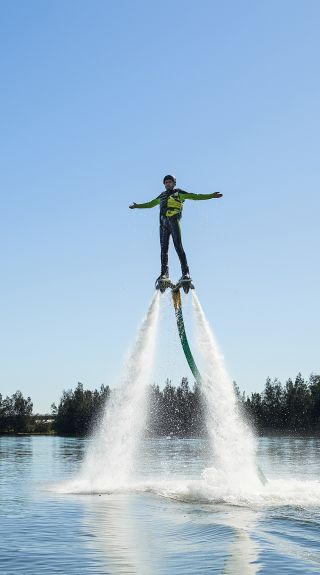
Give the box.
[169,217,190,276]
[159,216,171,276]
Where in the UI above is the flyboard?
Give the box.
[155,276,267,486]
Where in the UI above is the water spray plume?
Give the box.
[192,291,263,490]
[77,292,160,492]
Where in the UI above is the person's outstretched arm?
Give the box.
[129,195,161,209]
[180,191,223,201]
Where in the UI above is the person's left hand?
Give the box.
[212,192,223,198]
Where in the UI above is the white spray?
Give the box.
[192,292,261,490]
[76,292,160,492]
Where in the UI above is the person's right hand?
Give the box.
[129,202,137,209]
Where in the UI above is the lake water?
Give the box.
[1,435,320,574]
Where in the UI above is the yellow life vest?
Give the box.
[166,192,185,217]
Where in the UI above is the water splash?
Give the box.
[192,292,262,490]
[133,475,320,508]
[71,292,160,492]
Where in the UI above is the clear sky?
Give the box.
[1,0,319,412]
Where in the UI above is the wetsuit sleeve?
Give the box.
[179,191,217,201]
[134,195,161,208]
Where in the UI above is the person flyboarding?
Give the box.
[129,175,223,292]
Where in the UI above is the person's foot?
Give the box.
[156,273,170,282]
[178,273,194,293]
[179,273,192,282]
[155,274,172,293]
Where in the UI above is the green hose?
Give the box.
[171,290,201,385]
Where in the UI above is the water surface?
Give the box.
[1,435,320,574]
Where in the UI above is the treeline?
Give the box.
[1,373,320,436]
[0,391,34,433]
[243,373,320,433]
[52,379,205,437]
[0,380,205,436]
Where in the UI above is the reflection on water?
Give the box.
[1,436,320,574]
[84,494,164,574]
[220,508,260,575]
[80,493,260,575]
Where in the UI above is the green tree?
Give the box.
[245,392,263,429]
[53,382,110,435]
[146,384,164,435]
[309,374,320,429]
[283,373,311,431]
[262,378,285,429]
[0,391,33,433]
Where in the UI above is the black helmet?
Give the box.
[163,174,176,185]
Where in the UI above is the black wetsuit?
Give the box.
[159,210,189,277]
[134,187,217,277]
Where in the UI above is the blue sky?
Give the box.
[1,0,319,412]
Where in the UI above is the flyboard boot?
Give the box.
[155,274,173,293]
[176,273,194,294]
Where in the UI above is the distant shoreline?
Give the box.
[2,430,320,439]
